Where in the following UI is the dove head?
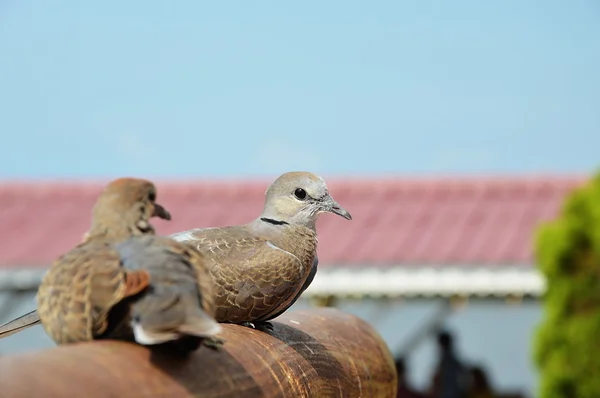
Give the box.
[85,177,172,242]
[261,171,352,229]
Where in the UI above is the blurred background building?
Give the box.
[0,175,586,397]
[1,2,598,398]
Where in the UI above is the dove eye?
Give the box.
[148,191,156,202]
[294,188,307,200]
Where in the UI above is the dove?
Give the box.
[0,178,222,353]
[170,171,352,328]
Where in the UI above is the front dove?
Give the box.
[171,171,352,326]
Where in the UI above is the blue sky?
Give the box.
[1,1,598,179]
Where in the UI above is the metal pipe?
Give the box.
[0,308,397,398]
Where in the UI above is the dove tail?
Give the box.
[177,307,222,338]
[0,310,41,339]
[131,290,222,347]
[132,308,222,346]
[131,322,179,345]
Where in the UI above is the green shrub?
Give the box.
[534,173,600,398]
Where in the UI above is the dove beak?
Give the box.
[152,203,172,221]
[326,198,352,220]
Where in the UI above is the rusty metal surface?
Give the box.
[0,308,397,398]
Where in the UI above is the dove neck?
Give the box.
[260,217,289,226]
[254,217,317,239]
[85,223,152,243]
[258,212,317,230]
[251,217,318,262]
[258,216,317,229]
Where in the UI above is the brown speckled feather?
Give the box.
[175,224,317,323]
[36,241,150,344]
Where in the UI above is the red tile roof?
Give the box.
[0,175,586,269]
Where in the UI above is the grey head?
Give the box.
[258,171,352,229]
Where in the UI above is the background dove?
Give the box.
[1,178,221,352]
[171,171,352,327]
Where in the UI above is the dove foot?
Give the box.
[238,321,275,333]
[202,336,226,351]
[253,321,275,334]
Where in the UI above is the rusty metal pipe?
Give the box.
[0,308,397,398]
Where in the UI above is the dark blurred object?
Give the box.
[0,308,397,398]
[429,330,469,398]
[466,365,495,398]
[395,356,427,398]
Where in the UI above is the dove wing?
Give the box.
[177,227,306,323]
[149,236,216,318]
[37,241,150,344]
[115,235,219,342]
